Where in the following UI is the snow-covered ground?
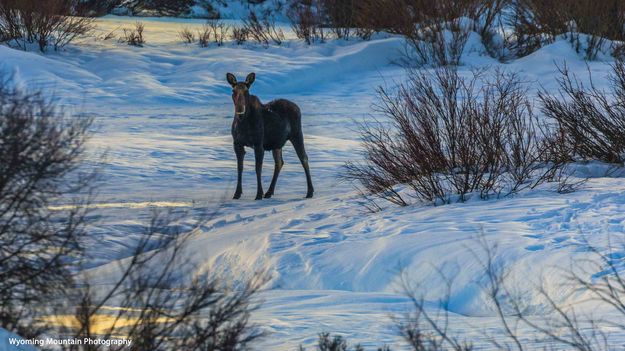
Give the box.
[3,16,625,349]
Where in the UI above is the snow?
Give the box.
[2,16,625,350]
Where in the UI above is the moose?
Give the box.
[227,72,314,200]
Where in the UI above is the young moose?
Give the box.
[227,72,314,200]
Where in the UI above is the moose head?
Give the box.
[226,72,256,116]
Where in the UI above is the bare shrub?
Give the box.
[394,237,612,351]
[303,235,625,350]
[351,0,407,36]
[196,21,230,48]
[397,283,475,351]
[510,0,625,59]
[407,25,471,67]
[539,61,625,164]
[122,21,145,47]
[567,0,625,60]
[243,10,285,46]
[613,43,625,61]
[0,73,92,338]
[196,0,221,19]
[287,0,326,45]
[345,67,565,206]
[0,73,264,347]
[50,210,265,351]
[319,0,381,40]
[471,235,625,350]
[77,0,123,16]
[356,0,478,66]
[474,0,509,37]
[564,241,625,340]
[299,332,390,351]
[198,24,211,47]
[320,0,354,40]
[473,0,510,60]
[351,235,625,350]
[0,0,95,52]
[405,0,478,67]
[354,27,374,41]
[231,26,249,45]
[208,20,230,46]
[178,26,195,43]
[504,0,562,58]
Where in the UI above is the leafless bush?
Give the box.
[287,0,326,45]
[354,27,375,41]
[77,0,123,16]
[393,237,615,351]
[566,0,625,59]
[408,24,471,67]
[303,233,625,350]
[509,0,625,59]
[122,21,145,47]
[320,0,380,40]
[405,0,477,67]
[320,0,354,40]
[123,0,194,16]
[563,241,625,341]
[197,21,230,47]
[231,26,249,45]
[0,76,263,347]
[243,10,285,46]
[471,235,625,350]
[392,235,625,350]
[0,73,262,350]
[299,333,391,351]
[613,43,625,61]
[0,73,92,339]
[539,61,625,164]
[198,24,211,47]
[473,0,510,60]
[0,0,95,52]
[504,0,560,58]
[196,0,221,19]
[208,20,230,46]
[355,0,479,66]
[350,0,406,36]
[178,26,195,43]
[397,285,474,351]
[474,0,509,37]
[345,67,567,206]
[50,210,265,351]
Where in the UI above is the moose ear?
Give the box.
[245,72,256,87]
[226,73,237,87]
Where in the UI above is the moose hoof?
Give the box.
[233,193,242,200]
[264,192,273,199]
[305,192,314,199]
[255,193,264,200]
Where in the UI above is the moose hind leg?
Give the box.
[264,148,284,199]
[291,135,314,198]
[254,146,265,200]
[233,143,245,199]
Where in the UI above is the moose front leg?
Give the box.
[233,143,245,199]
[254,145,265,200]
